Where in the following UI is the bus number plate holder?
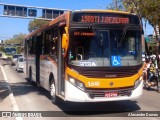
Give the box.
[105,92,118,97]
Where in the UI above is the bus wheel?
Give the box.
[50,78,58,104]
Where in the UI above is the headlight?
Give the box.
[68,76,86,91]
[69,77,76,85]
[134,79,141,89]
[76,80,85,90]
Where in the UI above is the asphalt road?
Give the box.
[0,60,160,120]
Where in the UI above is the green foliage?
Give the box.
[28,19,50,33]
[123,0,160,27]
[0,46,4,52]
[139,0,160,27]
[16,46,21,54]
[123,0,141,14]
[123,0,160,53]
[4,33,26,44]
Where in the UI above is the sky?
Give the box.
[0,0,154,40]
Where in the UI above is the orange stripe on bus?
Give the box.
[40,55,57,66]
[47,56,57,66]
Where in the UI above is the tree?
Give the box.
[139,0,160,52]
[16,46,21,54]
[123,0,160,54]
[123,0,140,13]
[0,46,4,52]
[28,19,50,33]
[106,0,125,11]
[123,0,146,52]
[4,33,26,45]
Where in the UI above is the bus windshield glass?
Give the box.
[68,28,142,67]
[10,48,16,54]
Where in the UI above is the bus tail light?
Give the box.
[68,76,86,91]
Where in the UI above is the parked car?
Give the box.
[15,57,24,72]
[11,54,22,65]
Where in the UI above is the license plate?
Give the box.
[105,92,118,97]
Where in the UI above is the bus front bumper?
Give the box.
[65,80,143,102]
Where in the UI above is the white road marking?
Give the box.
[0,65,23,120]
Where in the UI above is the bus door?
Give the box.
[57,25,66,96]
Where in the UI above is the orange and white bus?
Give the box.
[24,10,143,104]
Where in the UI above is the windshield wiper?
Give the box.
[118,25,129,48]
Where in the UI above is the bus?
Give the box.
[4,47,17,55]
[24,10,144,104]
[0,47,16,60]
[3,43,22,59]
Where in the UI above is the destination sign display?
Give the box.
[74,32,95,36]
[81,15,129,24]
[72,12,139,25]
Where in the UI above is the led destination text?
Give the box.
[81,15,129,24]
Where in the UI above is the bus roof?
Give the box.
[73,9,132,15]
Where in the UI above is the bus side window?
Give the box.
[28,38,34,54]
[51,37,58,55]
[42,30,51,55]
[50,28,58,62]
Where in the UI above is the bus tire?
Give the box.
[50,77,58,104]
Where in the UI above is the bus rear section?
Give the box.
[63,11,143,102]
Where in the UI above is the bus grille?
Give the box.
[68,64,142,78]
[81,70,135,78]
[86,87,133,98]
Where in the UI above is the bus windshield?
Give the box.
[10,48,16,54]
[68,28,142,67]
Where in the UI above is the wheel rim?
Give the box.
[50,83,56,101]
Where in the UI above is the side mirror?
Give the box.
[62,33,69,57]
